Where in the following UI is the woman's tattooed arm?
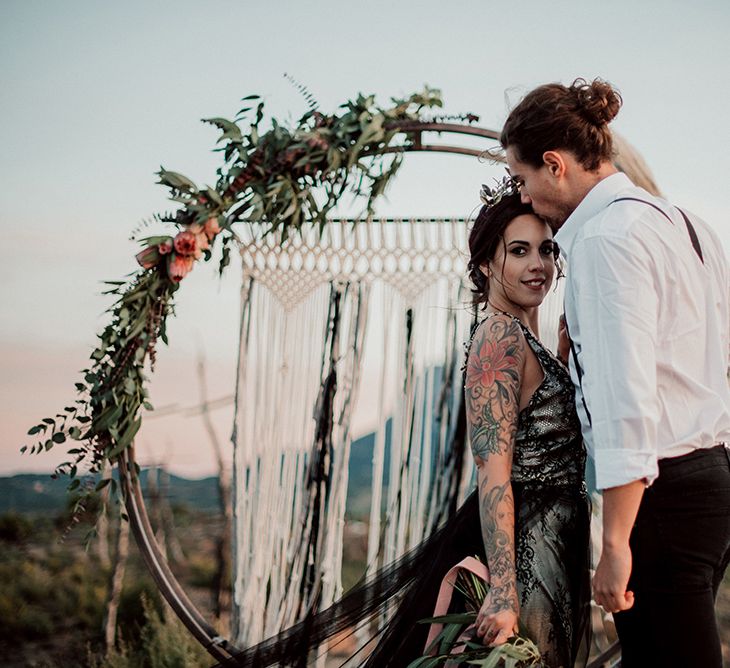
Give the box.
[465,316,525,620]
[478,478,517,614]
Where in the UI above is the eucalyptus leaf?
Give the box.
[157,168,198,193]
[205,187,224,206]
[93,402,124,434]
[95,478,111,491]
[107,415,142,459]
[202,117,243,144]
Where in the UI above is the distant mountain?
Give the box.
[0,473,72,514]
[345,420,392,518]
[0,426,391,517]
[0,470,222,515]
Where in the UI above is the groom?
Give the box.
[500,78,730,667]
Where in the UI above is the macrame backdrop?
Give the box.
[230,217,564,654]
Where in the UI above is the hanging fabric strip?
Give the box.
[231,217,496,653]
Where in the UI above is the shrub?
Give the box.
[0,548,107,646]
[0,512,33,542]
[116,579,163,643]
[91,597,210,668]
[187,554,217,588]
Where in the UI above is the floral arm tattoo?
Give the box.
[465,317,524,614]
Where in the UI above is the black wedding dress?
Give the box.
[494,317,591,668]
[226,316,591,668]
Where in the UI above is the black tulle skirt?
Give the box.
[225,483,591,668]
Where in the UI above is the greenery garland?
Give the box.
[23,86,445,505]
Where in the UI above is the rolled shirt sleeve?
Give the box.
[567,229,661,489]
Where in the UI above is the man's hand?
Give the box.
[595,479,645,614]
[593,542,635,613]
[475,591,519,647]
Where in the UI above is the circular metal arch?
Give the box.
[118,120,620,666]
[375,120,503,159]
[119,446,237,663]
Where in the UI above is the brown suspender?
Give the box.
[612,197,704,264]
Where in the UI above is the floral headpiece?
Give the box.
[479,174,519,208]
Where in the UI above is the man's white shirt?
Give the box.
[555,172,730,490]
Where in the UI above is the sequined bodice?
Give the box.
[513,321,585,487]
[466,314,586,488]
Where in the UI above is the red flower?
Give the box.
[194,231,209,256]
[158,238,173,255]
[173,230,197,256]
[186,223,208,257]
[167,254,195,282]
[465,337,517,390]
[203,216,221,240]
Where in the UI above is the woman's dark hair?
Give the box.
[467,192,536,309]
[500,78,622,171]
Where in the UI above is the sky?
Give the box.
[1,0,729,477]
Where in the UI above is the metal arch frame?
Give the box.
[378,120,503,159]
[118,120,621,667]
[118,446,237,663]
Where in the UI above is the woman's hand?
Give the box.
[557,314,570,365]
[475,589,519,646]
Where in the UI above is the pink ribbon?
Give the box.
[424,556,490,655]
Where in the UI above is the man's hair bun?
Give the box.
[571,78,622,126]
[501,77,622,170]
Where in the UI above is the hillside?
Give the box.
[1,426,391,516]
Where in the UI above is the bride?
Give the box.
[462,188,590,667]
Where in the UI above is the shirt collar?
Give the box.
[555,171,635,259]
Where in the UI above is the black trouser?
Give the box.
[613,444,730,668]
